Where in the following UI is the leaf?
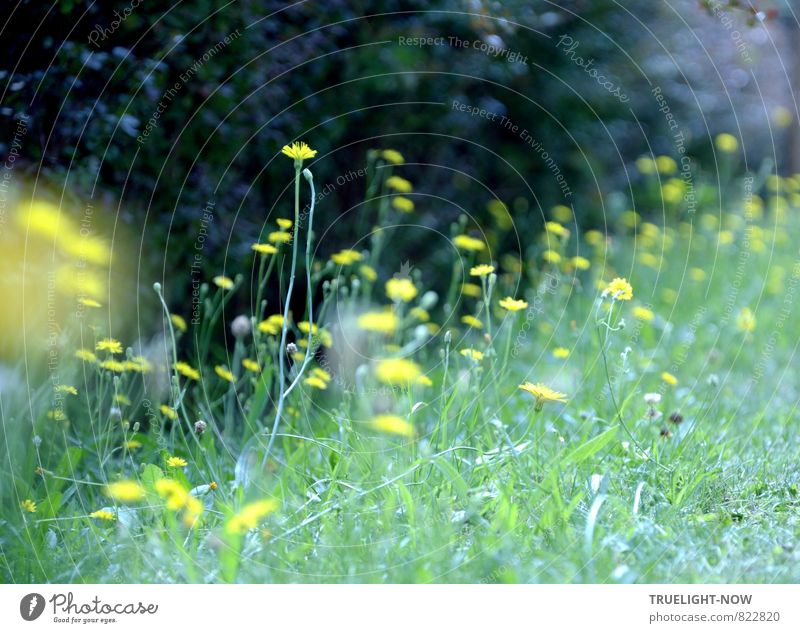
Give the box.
[560,426,618,468]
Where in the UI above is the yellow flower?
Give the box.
[461,282,482,298]
[251,243,279,255]
[655,155,677,174]
[636,156,657,175]
[311,367,332,382]
[552,347,570,359]
[453,235,485,252]
[166,456,188,468]
[470,264,495,277]
[381,149,404,164]
[689,267,707,282]
[357,310,398,334]
[100,360,126,373]
[105,480,145,503]
[386,277,418,302]
[225,498,279,535]
[545,221,570,238]
[386,175,412,192]
[160,404,178,420]
[392,196,415,213]
[258,314,285,335]
[409,307,429,321]
[460,348,484,362]
[585,230,605,246]
[371,415,414,438]
[75,348,97,363]
[551,204,572,222]
[736,307,756,333]
[569,256,590,271]
[115,394,131,406]
[602,277,633,301]
[331,249,363,265]
[124,440,141,450]
[416,375,433,387]
[715,133,738,153]
[55,384,78,395]
[155,478,204,526]
[96,338,123,354]
[359,264,378,282]
[213,275,234,290]
[215,365,236,383]
[20,499,37,513]
[242,358,261,372]
[78,297,102,308]
[661,371,678,386]
[281,141,317,162]
[89,510,116,521]
[499,296,528,312]
[276,218,293,230]
[171,314,188,332]
[461,315,483,329]
[375,358,422,385]
[303,376,328,390]
[542,249,561,264]
[519,382,568,410]
[125,357,152,373]
[633,306,655,322]
[174,361,201,381]
[268,230,292,244]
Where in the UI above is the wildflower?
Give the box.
[359,264,378,281]
[386,175,412,192]
[668,411,684,425]
[357,310,398,334]
[124,440,141,450]
[166,456,188,468]
[375,358,422,385]
[644,393,661,405]
[174,361,201,381]
[281,141,317,162]
[636,156,657,175]
[78,298,102,308]
[633,306,655,322]
[417,375,433,387]
[96,338,123,354]
[303,376,328,390]
[519,382,568,411]
[209,481,218,490]
[381,149,404,164]
[499,296,528,312]
[213,275,234,290]
[89,510,116,521]
[585,230,605,246]
[371,414,414,438]
[160,404,178,420]
[470,264,495,277]
[171,314,188,332]
[542,250,561,264]
[311,367,332,382]
[453,235,485,252]
[75,348,97,363]
[231,315,251,339]
[460,348,484,362]
[552,347,570,359]
[47,409,67,421]
[55,385,78,395]
[115,394,131,406]
[461,315,483,329]
[386,277,418,302]
[736,307,756,333]
[392,196,415,213]
[715,133,738,153]
[551,204,572,222]
[100,360,126,373]
[661,371,678,386]
[251,243,278,255]
[276,218,293,230]
[155,478,204,526]
[331,249,363,265]
[125,357,152,373]
[545,221,570,238]
[20,499,36,513]
[689,267,707,282]
[410,307,430,321]
[268,230,292,244]
[242,358,261,372]
[258,314,285,335]
[195,420,208,435]
[461,282,482,297]
[226,499,279,535]
[215,365,236,383]
[105,480,145,503]
[602,277,633,301]
[655,155,677,174]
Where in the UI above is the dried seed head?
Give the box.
[231,315,251,339]
[287,342,298,355]
[668,411,684,425]
[194,419,208,435]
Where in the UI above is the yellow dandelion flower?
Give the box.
[331,249,362,265]
[100,360,126,373]
[124,440,141,450]
[661,371,678,386]
[89,509,116,521]
[75,348,97,363]
[545,221,570,238]
[105,480,145,503]
[542,249,561,264]
[453,235,485,252]
[166,456,188,468]
[392,196,415,213]
[78,297,102,308]
[303,376,328,390]
[552,347,570,359]
[47,409,67,421]
[461,315,483,329]
[114,394,131,406]
[416,375,433,387]
[736,307,756,333]
[357,310,398,334]
[20,499,37,513]
[655,155,677,174]
[311,367,332,382]
[409,307,429,321]
[225,498,279,535]
[470,264,495,277]
[569,256,591,271]
[160,404,178,420]
[636,156,657,175]
[281,141,317,162]
[174,361,201,381]
[519,382,568,410]
[551,204,573,222]
[276,218,293,230]
[96,338,123,354]
[461,282,482,298]
[585,229,605,246]
[125,357,152,373]
[633,306,655,322]
[268,230,292,244]
[602,277,633,301]
[213,275,234,290]
[386,277,418,303]
[499,296,528,312]
[375,358,422,385]
[257,314,285,335]
[55,384,78,395]
[251,243,279,255]
[371,414,414,438]
[715,133,738,153]
[215,365,236,383]
[460,348,484,362]
[359,264,378,281]
[381,149,404,164]
[242,358,261,372]
[170,314,188,332]
[386,175,412,192]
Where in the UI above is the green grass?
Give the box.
[2,152,800,583]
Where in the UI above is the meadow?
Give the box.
[2,137,799,584]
